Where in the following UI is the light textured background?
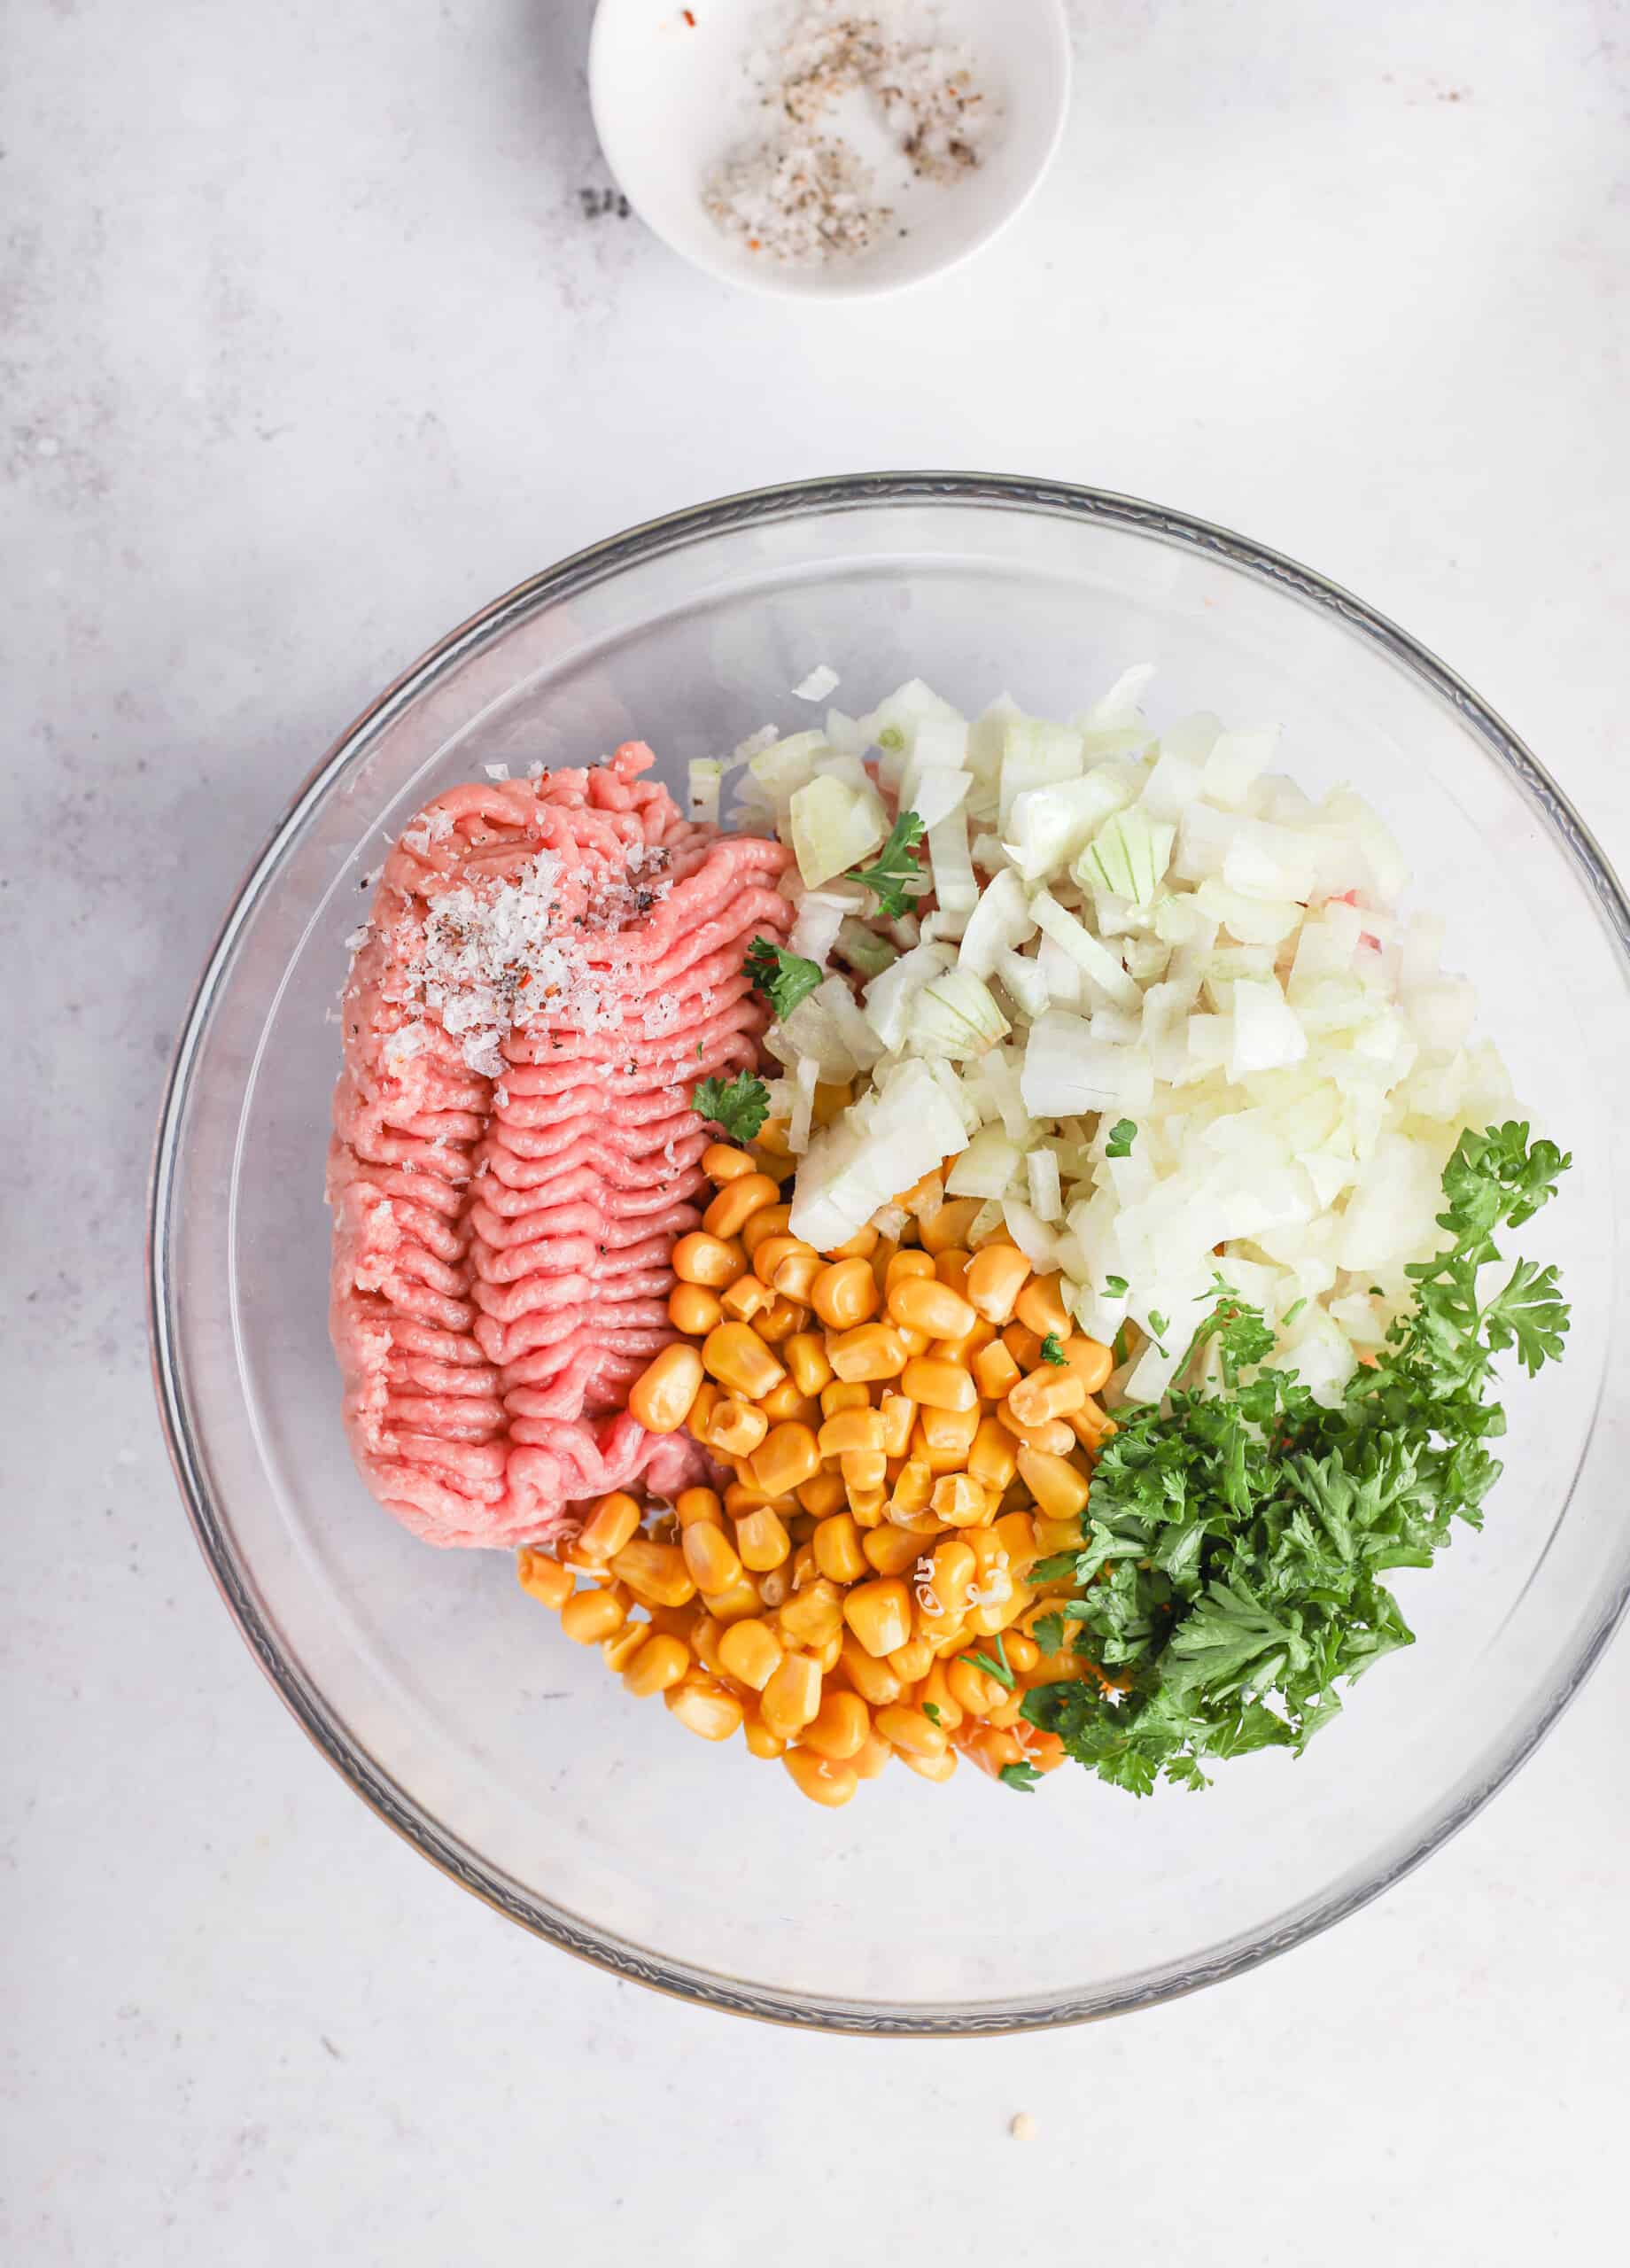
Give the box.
[4,2,1628,2261]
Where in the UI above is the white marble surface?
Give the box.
[4,1,1628,2259]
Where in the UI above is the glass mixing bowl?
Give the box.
[150,475,1630,2032]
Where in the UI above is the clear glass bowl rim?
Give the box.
[147,470,1630,2035]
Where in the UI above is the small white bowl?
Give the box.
[588,0,1073,299]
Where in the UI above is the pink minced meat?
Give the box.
[328,743,792,1550]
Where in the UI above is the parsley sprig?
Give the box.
[745,936,823,1021]
[844,810,926,919]
[691,1072,770,1144]
[1024,1122,1572,1797]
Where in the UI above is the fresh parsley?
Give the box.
[745,936,822,1021]
[965,1634,1015,1690]
[691,1072,771,1145]
[921,1701,943,1726]
[998,1762,1043,1793]
[1040,1332,1067,1366]
[1024,1122,1572,1798]
[844,810,926,919]
[1106,1119,1137,1158]
[1105,1275,1129,1298]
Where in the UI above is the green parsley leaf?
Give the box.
[1147,1309,1168,1340]
[1043,1122,1572,1797]
[998,1761,1043,1792]
[1039,1332,1067,1366]
[844,810,926,919]
[921,1701,943,1726]
[1283,1296,1307,1326]
[1106,1119,1137,1158]
[691,1073,770,1144]
[964,1646,1016,1693]
[745,936,822,1021]
[1105,1275,1129,1297]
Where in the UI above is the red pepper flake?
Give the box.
[682,7,695,22]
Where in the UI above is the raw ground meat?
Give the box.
[328,742,792,1550]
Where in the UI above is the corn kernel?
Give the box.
[796,1467,848,1518]
[669,1282,724,1336]
[1017,1448,1092,1521]
[718,1617,783,1691]
[920,1199,981,1254]
[901,1355,978,1414]
[916,1402,982,1468]
[886,1635,935,1682]
[967,1416,1019,1493]
[813,1511,867,1584]
[702,1322,786,1400]
[875,1702,949,1758]
[743,1709,788,1760]
[703,1172,783,1241]
[741,1203,794,1258]
[839,1634,904,1706]
[665,1678,745,1741]
[561,1588,627,1645]
[671,1231,747,1288]
[609,1539,696,1609]
[601,1619,650,1674]
[810,1256,881,1332]
[779,1577,845,1647]
[931,1472,988,1526]
[965,1242,1032,1324]
[516,1547,573,1611]
[1057,1334,1115,1396]
[734,1506,791,1572]
[886,1249,936,1289]
[801,1689,870,1761]
[896,1746,959,1783]
[751,1421,822,1498]
[843,1575,912,1658]
[887,1276,977,1340]
[785,1331,834,1398]
[721,1272,773,1322]
[761,1651,823,1736]
[888,1458,934,1519]
[702,1398,769,1457]
[1003,1320,1044,1371]
[757,1294,807,1346]
[758,1378,821,1425]
[850,1730,892,1781]
[826,1322,907,1383]
[681,1519,743,1594]
[1006,1366,1087,1427]
[622,1632,690,1697]
[702,1141,757,1184]
[782,1748,858,1806]
[820,1379,871,1418]
[877,1393,917,1458]
[818,1406,886,1457]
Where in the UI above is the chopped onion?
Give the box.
[957,866,1036,978]
[687,758,722,824]
[927,806,979,916]
[792,663,840,703]
[1002,770,1135,882]
[907,968,1010,1060]
[946,1123,1021,1200]
[1029,889,1142,1011]
[997,718,1085,831]
[863,941,954,1053]
[835,917,898,978]
[789,1060,970,1249]
[789,774,888,889]
[1075,806,1176,905]
[1026,1146,1062,1222]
